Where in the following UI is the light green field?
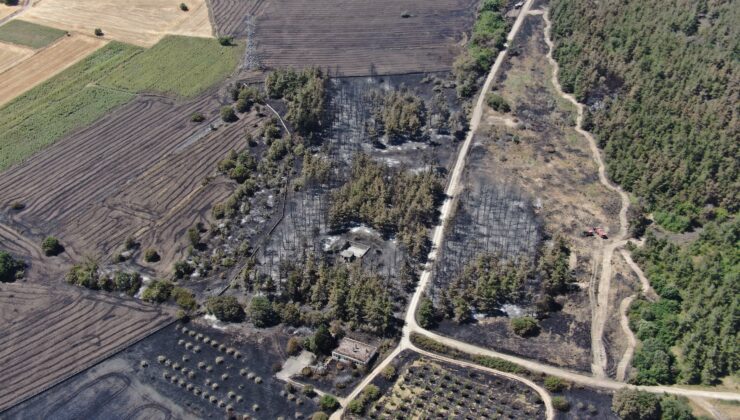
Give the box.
[0,20,66,49]
[100,35,244,98]
[0,35,244,171]
[0,42,142,171]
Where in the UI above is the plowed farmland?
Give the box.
[22,0,213,47]
[0,282,172,412]
[211,0,478,76]
[0,95,262,277]
[0,41,33,73]
[0,34,106,106]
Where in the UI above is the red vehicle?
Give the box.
[582,227,608,239]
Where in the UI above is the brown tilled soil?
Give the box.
[0,282,173,412]
[0,93,266,280]
[212,0,478,76]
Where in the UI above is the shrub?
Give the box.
[510,316,539,337]
[552,396,570,412]
[286,337,301,356]
[486,93,511,112]
[173,260,194,279]
[218,36,233,46]
[311,412,329,420]
[381,365,397,381]
[113,271,142,295]
[190,112,205,122]
[309,324,335,355]
[302,384,315,397]
[142,280,174,303]
[10,201,24,210]
[220,106,237,122]
[248,296,277,327]
[41,236,62,256]
[544,376,566,392]
[206,296,245,322]
[179,2,188,11]
[94,28,104,37]
[124,236,137,250]
[143,248,160,262]
[0,251,24,282]
[347,399,364,415]
[319,395,339,412]
[612,388,661,420]
[172,287,197,311]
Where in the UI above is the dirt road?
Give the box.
[0,0,30,26]
[330,4,740,417]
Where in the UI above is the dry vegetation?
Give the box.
[0,282,172,411]
[22,0,213,47]
[0,41,33,73]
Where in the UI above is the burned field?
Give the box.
[420,14,631,372]
[358,352,546,419]
[5,321,316,419]
[0,282,172,412]
[0,93,267,282]
[210,0,478,76]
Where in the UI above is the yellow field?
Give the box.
[0,41,33,73]
[0,34,107,106]
[0,4,20,21]
[22,0,213,47]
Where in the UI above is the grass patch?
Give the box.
[100,35,244,98]
[0,20,66,48]
[0,42,142,171]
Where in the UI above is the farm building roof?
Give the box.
[340,243,370,260]
[332,337,378,365]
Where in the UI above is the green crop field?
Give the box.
[0,20,66,49]
[100,35,244,98]
[0,42,142,171]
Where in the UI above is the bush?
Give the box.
[286,337,302,356]
[552,396,571,412]
[190,111,205,122]
[248,296,277,327]
[311,412,329,420]
[417,297,437,328]
[172,287,197,311]
[142,280,174,303]
[510,316,539,337]
[347,399,364,415]
[41,236,62,256]
[486,93,511,112]
[218,36,233,46]
[0,251,24,282]
[113,271,142,296]
[220,106,237,122]
[143,248,160,262]
[544,376,566,392]
[319,395,339,412]
[381,365,396,381]
[612,389,661,420]
[206,296,245,322]
[179,2,188,11]
[309,324,336,355]
[94,28,104,37]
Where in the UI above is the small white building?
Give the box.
[339,243,370,262]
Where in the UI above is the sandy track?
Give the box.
[0,283,172,412]
[22,0,213,47]
[0,34,106,106]
[542,9,634,378]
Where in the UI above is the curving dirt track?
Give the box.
[211,0,478,76]
[0,94,263,278]
[0,282,172,412]
[0,34,106,106]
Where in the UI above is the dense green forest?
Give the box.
[550,0,738,231]
[628,219,738,385]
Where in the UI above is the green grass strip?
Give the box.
[100,35,244,98]
[0,20,66,49]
